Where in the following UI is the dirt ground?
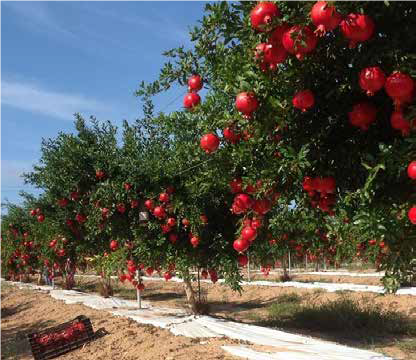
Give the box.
[1,284,241,360]
[3,277,416,360]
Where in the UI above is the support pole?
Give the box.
[136,270,142,309]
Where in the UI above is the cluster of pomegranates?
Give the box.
[251,1,375,66]
[30,207,45,223]
[352,69,415,133]
[229,178,279,255]
[183,74,203,109]
[302,176,337,215]
[200,268,218,283]
[118,260,145,290]
[48,235,68,258]
[34,321,86,348]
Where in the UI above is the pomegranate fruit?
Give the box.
[251,218,263,229]
[183,92,201,109]
[168,233,178,244]
[235,92,259,117]
[282,26,318,60]
[408,206,416,224]
[385,72,414,107]
[407,161,416,180]
[153,206,166,219]
[37,214,45,223]
[241,226,257,242]
[75,213,87,223]
[146,267,154,276]
[161,224,171,234]
[144,199,154,210]
[303,176,315,191]
[292,90,315,112]
[57,198,69,207]
[231,193,253,214]
[96,169,105,179]
[233,238,250,252]
[159,192,170,203]
[200,214,208,224]
[359,67,386,96]
[201,269,208,279]
[30,209,36,216]
[223,127,241,144]
[110,240,118,251]
[340,13,375,48]
[188,75,203,92]
[124,183,132,191]
[270,23,290,45]
[237,254,249,266]
[349,102,377,130]
[250,2,280,32]
[117,203,126,214]
[252,199,272,215]
[130,199,139,208]
[311,1,341,36]
[137,283,145,291]
[255,43,287,70]
[190,236,200,248]
[164,271,173,281]
[390,111,411,136]
[167,217,176,227]
[200,133,220,154]
[182,218,190,227]
[230,178,243,193]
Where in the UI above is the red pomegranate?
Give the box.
[76,213,87,224]
[250,2,280,32]
[270,23,290,45]
[201,269,208,279]
[183,93,201,109]
[130,199,139,208]
[200,214,208,224]
[124,183,132,191]
[340,13,375,48]
[200,133,220,154]
[311,1,341,36]
[251,218,263,229]
[235,92,259,116]
[282,26,318,60]
[37,214,45,223]
[390,111,411,136]
[407,161,416,180]
[233,238,250,252]
[188,75,203,92]
[30,209,36,216]
[137,283,145,291]
[182,218,190,227]
[164,271,173,281]
[320,177,336,194]
[144,199,154,211]
[385,72,414,107]
[96,169,105,179]
[190,236,200,248]
[303,177,315,192]
[408,206,416,224]
[117,203,126,214]
[167,217,176,227]
[255,43,287,71]
[230,178,243,193]
[359,67,386,96]
[70,191,80,201]
[153,206,166,219]
[237,254,249,266]
[168,233,178,244]
[159,192,170,203]
[349,102,377,130]
[57,198,69,207]
[161,224,171,234]
[292,90,315,112]
[223,127,241,144]
[241,226,257,242]
[252,199,272,215]
[101,207,110,218]
[110,240,118,251]
[231,194,253,214]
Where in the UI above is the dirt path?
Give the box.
[1,284,240,360]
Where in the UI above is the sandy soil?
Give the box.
[1,284,241,360]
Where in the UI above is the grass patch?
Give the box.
[275,293,302,304]
[264,295,416,342]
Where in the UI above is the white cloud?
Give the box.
[0,0,73,37]
[1,79,114,121]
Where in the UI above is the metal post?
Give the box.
[305,254,308,270]
[247,252,251,282]
[197,268,201,303]
[136,270,142,309]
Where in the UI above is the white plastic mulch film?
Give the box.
[2,280,394,360]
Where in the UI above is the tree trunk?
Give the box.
[183,277,198,314]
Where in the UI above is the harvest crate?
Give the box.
[27,315,94,360]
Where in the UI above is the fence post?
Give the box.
[136,270,142,309]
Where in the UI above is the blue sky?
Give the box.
[1,1,207,205]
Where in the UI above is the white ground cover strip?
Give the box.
[288,271,384,277]
[73,273,416,295]
[3,279,393,360]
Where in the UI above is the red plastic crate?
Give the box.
[27,315,95,360]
